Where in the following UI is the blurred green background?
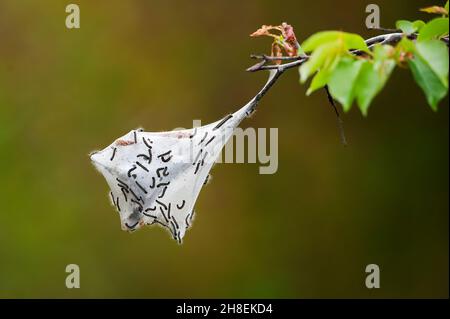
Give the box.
[0,0,448,298]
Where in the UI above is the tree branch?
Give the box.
[244,32,406,144]
[244,31,448,144]
[246,32,411,73]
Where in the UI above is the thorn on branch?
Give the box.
[246,59,267,72]
[247,53,304,72]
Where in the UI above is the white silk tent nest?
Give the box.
[90,70,276,243]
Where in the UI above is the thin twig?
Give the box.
[250,54,304,61]
[325,85,347,146]
[246,57,306,72]
[367,27,402,33]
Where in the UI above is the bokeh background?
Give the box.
[0,0,448,298]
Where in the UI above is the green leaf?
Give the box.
[446,1,449,13]
[408,55,448,110]
[301,31,369,53]
[415,40,449,87]
[343,33,370,52]
[355,45,396,115]
[328,58,365,111]
[396,20,426,34]
[301,31,340,52]
[396,20,417,34]
[373,43,395,60]
[396,38,448,110]
[417,17,449,41]
[412,20,426,32]
[306,55,341,95]
[299,42,339,83]
[396,37,416,53]
[301,31,341,52]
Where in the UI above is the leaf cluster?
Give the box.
[297,1,449,114]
